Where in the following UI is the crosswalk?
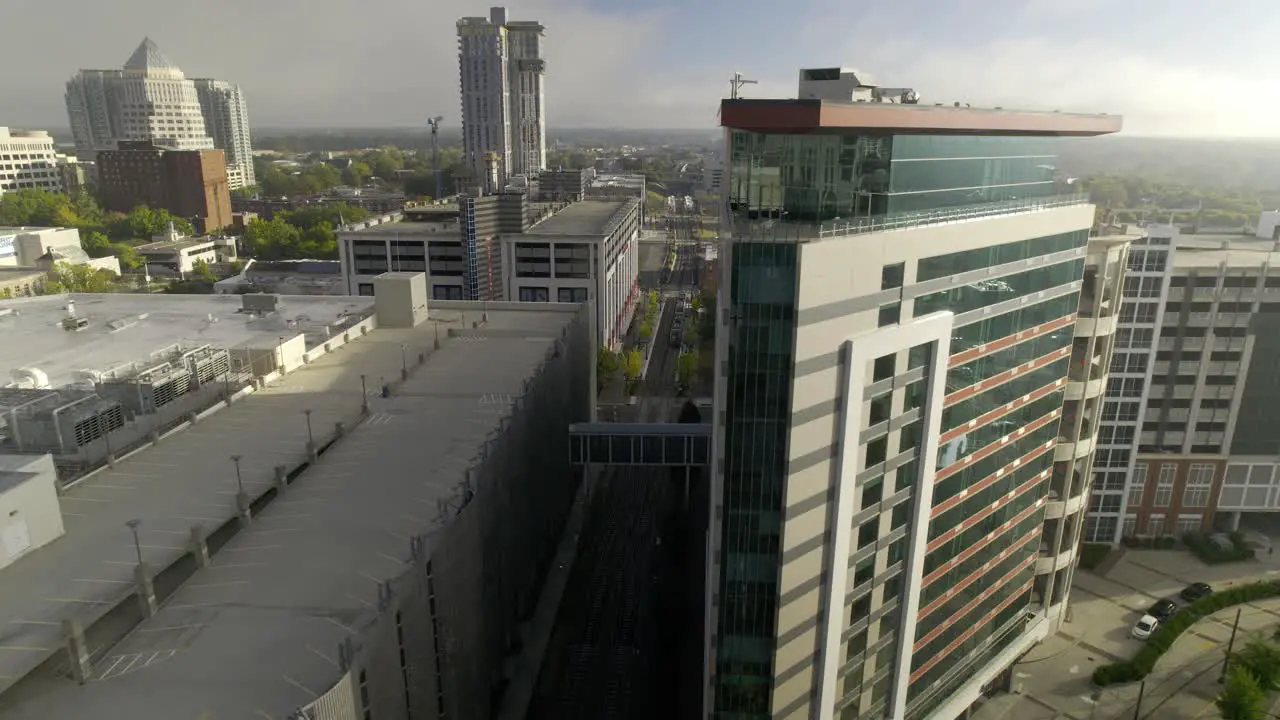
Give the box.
[365,413,395,427]
[93,649,177,681]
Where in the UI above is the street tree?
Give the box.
[343,161,372,187]
[1235,639,1280,691]
[622,350,643,392]
[639,321,653,341]
[597,348,619,393]
[43,262,118,293]
[243,217,302,260]
[676,351,699,393]
[1217,665,1267,720]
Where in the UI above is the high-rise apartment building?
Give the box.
[457,7,546,185]
[193,79,256,190]
[64,39,256,190]
[707,67,1121,720]
[0,128,62,196]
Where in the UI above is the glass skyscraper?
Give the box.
[705,68,1122,720]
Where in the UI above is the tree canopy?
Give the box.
[44,262,119,293]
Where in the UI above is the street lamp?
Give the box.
[303,409,314,447]
[125,519,143,565]
[400,344,408,379]
[230,454,244,494]
[360,374,370,414]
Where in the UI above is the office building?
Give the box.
[501,198,641,350]
[193,79,255,190]
[708,68,1121,719]
[0,226,120,275]
[0,128,62,196]
[457,6,547,185]
[97,141,233,233]
[338,193,561,301]
[1083,224,1177,542]
[64,39,255,189]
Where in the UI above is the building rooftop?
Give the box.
[524,200,629,237]
[719,98,1123,137]
[1173,233,1280,269]
[0,293,374,388]
[0,300,581,719]
[0,268,46,280]
[134,237,216,252]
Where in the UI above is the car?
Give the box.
[1147,599,1179,622]
[1180,582,1213,602]
[1131,615,1159,640]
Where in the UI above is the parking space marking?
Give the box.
[307,644,337,667]
[210,562,264,569]
[173,515,223,522]
[220,545,282,552]
[61,496,111,503]
[282,674,317,698]
[322,617,353,634]
[45,598,111,605]
[134,544,185,551]
[62,512,88,517]
[0,646,50,652]
[346,593,373,609]
[89,484,137,491]
[8,620,59,626]
[267,514,311,521]
[248,528,301,535]
[137,624,202,633]
[187,580,250,589]
[377,553,404,566]
[71,578,132,585]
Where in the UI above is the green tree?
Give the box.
[1218,665,1267,720]
[243,217,302,260]
[296,224,338,259]
[597,347,619,393]
[278,203,368,231]
[190,259,217,283]
[403,172,436,198]
[81,231,143,271]
[108,207,193,243]
[676,351,699,392]
[1234,639,1280,691]
[622,350,643,391]
[639,321,653,341]
[645,190,666,216]
[363,148,405,180]
[343,161,371,187]
[230,185,260,200]
[43,262,118,293]
[0,188,80,227]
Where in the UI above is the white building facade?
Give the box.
[0,128,62,196]
[193,79,256,190]
[457,7,546,186]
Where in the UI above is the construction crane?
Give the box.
[427,116,444,199]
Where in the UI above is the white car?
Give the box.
[1131,614,1159,640]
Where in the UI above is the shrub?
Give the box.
[1079,542,1112,570]
[1184,531,1256,564]
[1093,580,1280,686]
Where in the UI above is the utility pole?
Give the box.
[428,116,444,199]
[729,72,757,100]
[1131,680,1144,720]
[1221,607,1243,683]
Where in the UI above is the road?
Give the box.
[527,229,706,720]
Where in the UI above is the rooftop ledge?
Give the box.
[731,193,1090,244]
[720,98,1123,137]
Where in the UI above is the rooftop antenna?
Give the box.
[729,72,757,100]
[428,116,445,200]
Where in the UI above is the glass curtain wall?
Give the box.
[715,241,797,718]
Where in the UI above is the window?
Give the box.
[432,285,463,300]
[1089,494,1122,513]
[1107,377,1145,398]
[1128,464,1147,507]
[881,262,904,290]
[1102,401,1140,422]
[357,283,374,297]
[1116,328,1154,349]
[1175,515,1203,535]
[518,286,550,302]
[857,518,878,549]
[873,354,895,382]
[865,437,887,468]
[1119,301,1158,323]
[1121,515,1138,538]
[860,479,883,510]
[869,393,891,425]
[1153,464,1176,507]
[1147,514,1167,536]
[878,302,901,327]
[1110,352,1148,374]
[557,287,589,303]
[1183,464,1214,507]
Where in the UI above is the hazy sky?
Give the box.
[2,0,1278,136]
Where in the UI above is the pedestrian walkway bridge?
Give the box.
[568,423,711,466]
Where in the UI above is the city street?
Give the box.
[973,549,1280,720]
[528,219,708,720]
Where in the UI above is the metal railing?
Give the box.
[816,193,1089,239]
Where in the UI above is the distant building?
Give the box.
[0,226,119,275]
[64,38,255,190]
[0,267,48,298]
[0,128,62,196]
[457,6,546,185]
[539,168,592,202]
[133,224,231,276]
[193,79,255,190]
[213,259,344,296]
[500,198,641,349]
[585,173,647,226]
[702,155,725,197]
[97,141,232,234]
[54,154,90,195]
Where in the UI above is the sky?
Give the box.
[2,0,1279,137]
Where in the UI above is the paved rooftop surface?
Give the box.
[526,200,628,237]
[0,293,374,387]
[0,301,580,719]
[1173,233,1280,269]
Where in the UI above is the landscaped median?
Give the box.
[1093,580,1280,686]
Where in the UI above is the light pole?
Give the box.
[360,374,370,414]
[230,454,244,494]
[400,344,408,380]
[126,519,143,565]
[303,409,314,447]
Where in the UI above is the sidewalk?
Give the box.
[972,549,1280,720]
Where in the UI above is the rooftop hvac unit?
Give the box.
[96,363,193,415]
[72,404,124,447]
[2,389,125,453]
[168,345,231,388]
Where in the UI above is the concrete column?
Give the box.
[134,564,157,618]
[307,441,318,463]
[1231,511,1243,531]
[105,454,116,468]
[187,412,198,426]
[274,464,289,491]
[62,617,92,683]
[188,525,210,568]
[335,421,346,438]
[236,491,252,525]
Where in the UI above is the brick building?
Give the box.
[97,141,232,233]
[1121,457,1226,538]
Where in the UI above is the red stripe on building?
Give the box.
[947,314,1077,369]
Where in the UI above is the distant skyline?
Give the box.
[3,0,1279,137]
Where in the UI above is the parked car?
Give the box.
[1180,582,1213,602]
[1147,599,1179,622]
[1131,615,1159,640]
